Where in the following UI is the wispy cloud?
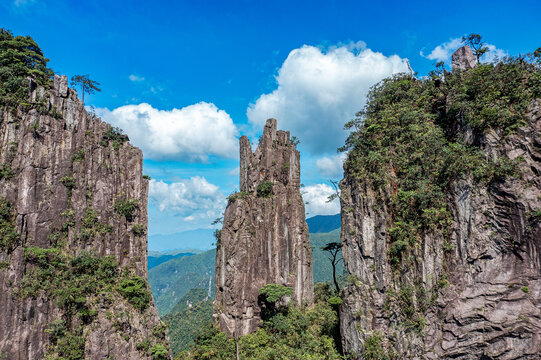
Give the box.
[14,0,36,7]
[129,74,145,82]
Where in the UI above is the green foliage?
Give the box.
[521,286,530,294]
[131,223,146,236]
[102,126,129,150]
[114,198,138,222]
[363,332,389,360]
[259,283,293,303]
[446,59,541,134]
[143,175,152,180]
[60,176,76,195]
[79,208,113,241]
[227,191,249,202]
[150,344,169,360]
[0,28,53,107]
[116,276,151,312]
[256,181,274,198]
[179,301,342,360]
[21,249,127,357]
[136,339,151,353]
[0,163,15,180]
[72,149,85,162]
[0,199,18,252]
[45,321,85,360]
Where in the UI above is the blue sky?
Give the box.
[2,0,540,242]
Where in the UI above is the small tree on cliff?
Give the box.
[321,242,343,293]
[70,74,101,103]
[462,33,489,62]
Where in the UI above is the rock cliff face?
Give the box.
[0,76,168,359]
[339,51,541,359]
[214,119,313,337]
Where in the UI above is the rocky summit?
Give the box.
[214,118,314,337]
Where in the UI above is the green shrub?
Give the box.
[114,198,138,222]
[131,224,146,236]
[227,191,249,202]
[116,276,151,312]
[259,283,293,303]
[150,344,168,360]
[102,126,128,150]
[143,175,151,180]
[0,199,18,252]
[0,163,15,180]
[80,208,112,240]
[72,149,85,162]
[364,332,389,360]
[256,181,274,198]
[136,338,151,353]
[521,286,530,294]
[60,176,76,198]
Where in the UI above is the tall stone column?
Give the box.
[214,118,314,337]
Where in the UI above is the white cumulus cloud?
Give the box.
[315,153,347,178]
[302,184,340,216]
[247,43,410,154]
[97,102,238,161]
[149,177,226,220]
[421,37,508,63]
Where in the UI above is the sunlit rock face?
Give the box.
[214,118,314,337]
[0,75,168,360]
[451,45,477,71]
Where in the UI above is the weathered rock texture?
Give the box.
[214,119,314,337]
[0,75,168,359]
[452,45,477,71]
[339,88,541,357]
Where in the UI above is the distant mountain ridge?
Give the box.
[306,214,340,233]
[148,228,216,251]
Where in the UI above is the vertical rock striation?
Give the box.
[214,119,314,337]
[338,51,541,358]
[0,76,168,359]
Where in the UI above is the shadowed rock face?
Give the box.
[339,98,541,356]
[214,118,314,337]
[0,76,167,359]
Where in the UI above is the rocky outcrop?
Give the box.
[214,119,313,337]
[452,45,477,71]
[0,76,168,359]
[339,78,541,357]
